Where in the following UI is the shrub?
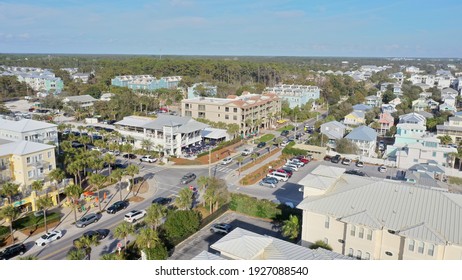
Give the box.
[229,193,281,219]
[309,240,333,251]
[163,210,201,244]
[282,141,307,156]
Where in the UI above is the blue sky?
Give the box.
[0,0,461,57]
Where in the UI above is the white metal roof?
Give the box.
[0,140,54,156]
[210,227,353,260]
[191,251,226,260]
[0,118,57,133]
[298,177,462,245]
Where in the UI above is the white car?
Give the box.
[241,149,252,156]
[378,165,387,173]
[222,157,233,165]
[287,159,304,167]
[35,230,63,247]
[283,164,299,171]
[124,210,147,223]
[140,155,157,163]
[107,150,120,156]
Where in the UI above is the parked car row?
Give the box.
[262,155,310,184]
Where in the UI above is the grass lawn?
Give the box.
[13,212,61,230]
[449,176,462,186]
[277,125,294,132]
[256,134,275,143]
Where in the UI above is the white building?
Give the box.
[344,126,377,157]
[298,165,462,260]
[264,84,320,109]
[114,115,209,156]
[0,116,58,146]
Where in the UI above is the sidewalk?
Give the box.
[5,175,158,248]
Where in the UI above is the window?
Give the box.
[323,238,328,245]
[233,108,238,113]
[432,151,436,157]
[48,165,52,171]
[39,154,43,160]
[356,250,362,260]
[48,151,52,158]
[364,252,371,260]
[367,229,372,240]
[428,244,434,256]
[408,240,415,251]
[348,248,353,257]
[418,241,425,254]
[198,105,205,111]
[27,157,31,164]
[350,225,356,236]
[185,111,192,117]
[225,115,229,120]
[324,216,330,229]
[198,112,206,118]
[359,227,364,238]
[225,107,229,112]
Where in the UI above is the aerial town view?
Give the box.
[0,1,461,274]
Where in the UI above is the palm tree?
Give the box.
[110,168,125,201]
[141,138,153,153]
[64,184,83,223]
[281,215,299,240]
[100,252,125,260]
[66,248,87,260]
[114,222,134,248]
[145,203,166,230]
[0,205,18,244]
[236,156,244,176]
[103,153,116,175]
[88,173,107,212]
[48,168,65,204]
[124,164,140,197]
[227,123,240,139]
[18,255,38,260]
[66,160,84,188]
[74,234,100,260]
[251,152,259,162]
[86,126,96,144]
[175,187,193,210]
[36,194,53,233]
[1,182,20,204]
[135,227,160,258]
[197,175,209,206]
[31,180,44,210]
[274,137,283,148]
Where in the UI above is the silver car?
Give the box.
[75,213,101,228]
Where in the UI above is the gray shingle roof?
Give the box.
[345,125,377,142]
[352,104,372,111]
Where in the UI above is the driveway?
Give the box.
[169,211,285,260]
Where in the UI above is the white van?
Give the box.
[267,171,289,182]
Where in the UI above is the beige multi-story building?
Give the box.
[181,92,281,137]
[0,140,62,211]
[297,165,462,260]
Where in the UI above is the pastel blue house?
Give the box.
[187,83,218,99]
[111,75,182,91]
[264,84,320,109]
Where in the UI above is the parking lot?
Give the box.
[169,211,285,260]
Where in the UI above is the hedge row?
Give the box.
[241,148,281,172]
[240,155,288,185]
[282,141,307,156]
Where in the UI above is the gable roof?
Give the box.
[352,104,372,111]
[0,140,54,156]
[298,178,462,245]
[63,95,97,103]
[0,118,57,133]
[345,126,377,142]
[210,227,353,260]
[115,115,208,133]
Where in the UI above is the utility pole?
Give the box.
[208,146,211,177]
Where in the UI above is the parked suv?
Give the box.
[181,173,196,184]
[124,210,147,223]
[140,155,157,163]
[331,154,341,163]
[73,229,110,245]
[75,213,102,228]
[210,223,232,234]
[107,200,129,214]
[0,243,27,260]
